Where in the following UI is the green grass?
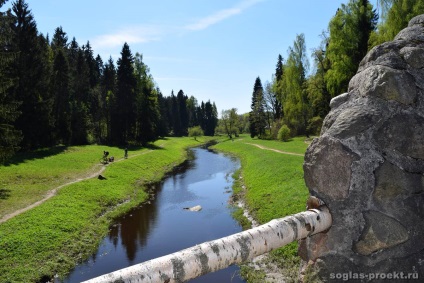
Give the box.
[239,135,310,155]
[213,136,309,223]
[212,135,310,282]
[0,145,125,218]
[0,137,215,283]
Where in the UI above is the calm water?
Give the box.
[59,147,246,283]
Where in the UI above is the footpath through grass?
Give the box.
[212,135,310,282]
[0,137,211,283]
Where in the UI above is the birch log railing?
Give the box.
[83,207,332,283]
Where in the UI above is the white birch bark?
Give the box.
[83,208,332,283]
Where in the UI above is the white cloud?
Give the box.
[185,0,266,31]
[185,8,242,31]
[91,25,163,50]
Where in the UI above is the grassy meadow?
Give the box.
[0,137,212,282]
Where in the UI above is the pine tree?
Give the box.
[0,2,22,162]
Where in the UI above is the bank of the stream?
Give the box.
[212,135,310,282]
[0,137,217,283]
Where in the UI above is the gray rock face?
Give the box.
[300,14,424,281]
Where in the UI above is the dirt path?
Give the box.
[0,149,156,224]
[244,143,304,157]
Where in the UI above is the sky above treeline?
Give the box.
[3,0,380,114]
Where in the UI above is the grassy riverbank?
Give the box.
[0,137,213,283]
[212,135,310,282]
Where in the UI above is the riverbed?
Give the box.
[59,147,246,282]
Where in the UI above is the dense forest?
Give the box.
[217,0,424,140]
[2,0,424,162]
[0,0,218,163]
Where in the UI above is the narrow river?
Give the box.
[59,147,246,283]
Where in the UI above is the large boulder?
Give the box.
[300,15,424,281]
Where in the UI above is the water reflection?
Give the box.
[60,147,245,283]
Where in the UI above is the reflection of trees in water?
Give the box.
[108,184,161,262]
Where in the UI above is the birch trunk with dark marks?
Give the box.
[83,208,331,283]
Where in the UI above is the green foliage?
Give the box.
[282,34,311,136]
[370,0,424,48]
[307,116,323,136]
[188,126,203,140]
[277,124,291,141]
[325,0,377,97]
[220,108,239,139]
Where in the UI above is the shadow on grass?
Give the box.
[2,146,68,167]
[0,188,11,200]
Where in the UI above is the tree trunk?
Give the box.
[83,208,332,283]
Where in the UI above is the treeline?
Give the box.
[246,0,424,140]
[0,0,218,162]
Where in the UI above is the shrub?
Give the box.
[277,124,291,142]
[188,126,204,140]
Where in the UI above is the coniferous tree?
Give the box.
[169,91,181,136]
[0,1,22,162]
[102,56,116,143]
[273,54,284,120]
[157,91,169,137]
[10,0,53,149]
[249,77,266,138]
[177,90,188,136]
[52,48,71,144]
[110,42,136,145]
[186,96,198,127]
[202,100,217,136]
[134,52,160,144]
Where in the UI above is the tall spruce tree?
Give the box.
[111,42,136,144]
[249,77,266,138]
[134,52,159,144]
[273,54,284,120]
[0,1,22,162]
[51,27,71,144]
[177,90,188,136]
[10,0,53,149]
[102,56,116,143]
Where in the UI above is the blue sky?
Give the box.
[3,0,379,114]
